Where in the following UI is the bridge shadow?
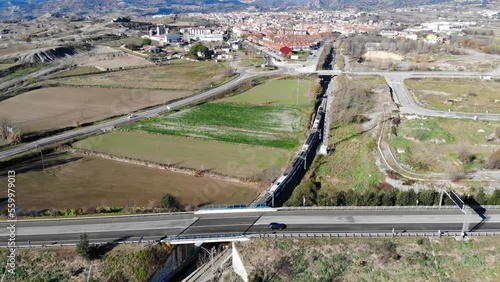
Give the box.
[0,152,82,175]
[464,196,489,232]
[91,235,134,259]
[332,118,385,147]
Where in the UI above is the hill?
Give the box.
[1,0,486,20]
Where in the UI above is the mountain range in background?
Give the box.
[0,0,494,19]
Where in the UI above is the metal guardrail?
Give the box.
[252,231,500,239]
[201,204,267,210]
[0,211,195,223]
[277,205,500,211]
[0,239,158,249]
[170,233,245,241]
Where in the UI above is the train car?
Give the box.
[269,175,288,194]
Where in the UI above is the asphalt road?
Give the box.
[0,67,284,161]
[2,209,498,247]
[316,70,500,121]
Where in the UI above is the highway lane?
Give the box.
[3,209,499,247]
[0,67,285,160]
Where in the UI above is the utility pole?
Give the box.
[37,145,46,172]
[296,78,300,105]
[461,206,470,237]
[86,260,93,282]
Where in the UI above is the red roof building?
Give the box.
[279,46,292,56]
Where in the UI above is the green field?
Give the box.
[222,78,314,106]
[238,57,264,67]
[236,237,500,282]
[314,123,383,192]
[390,117,500,172]
[3,64,46,81]
[74,132,291,178]
[52,66,102,77]
[405,78,500,113]
[123,78,315,150]
[122,101,307,149]
[124,117,300,149]
[170,103,304,132]
[0,64,14,70]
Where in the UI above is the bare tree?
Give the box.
[0,117,13,140]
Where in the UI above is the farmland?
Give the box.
[221,78,314,106]
[52,66,102,77]
[69,77,313,183]
[405,78,500,113]
[0,86,190,132]
[74,132,291,179]
[0,151,258,210]
[390,117,500,172]
[54,59,233,91]
[122,77,316,148]
[236,237,500,282]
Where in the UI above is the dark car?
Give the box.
[268,222,287,230]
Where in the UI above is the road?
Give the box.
[315,70,500,121]
[0,67,284,160]
[2,208,498,247]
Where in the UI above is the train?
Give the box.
[260,95,327,207]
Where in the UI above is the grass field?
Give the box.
[52,66,102,77]
[74,132,291,178]
[0,244,171,281]
[314,123,383,192]
[236,237,500,282]
[390,117,500,172]
[238,57,264,67]
[123,78,314,149]
[0,87,190,132]
[0,64,14,70]
[55,59,232,91]
[221,78,314,106]
[405,78,500,113]
[0,152,258,210]
[2,64,46,81]
[169,103,304,132]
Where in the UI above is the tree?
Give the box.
[382,191,396,206]
[160,193,181,211]
[418,190,438,206]
[142,38,152,46]
[76,233,93,261]
[396,190,417,206]
[189,43,209,60]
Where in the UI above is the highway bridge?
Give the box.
[2,207,499,247]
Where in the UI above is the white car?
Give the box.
[127,114,139,119]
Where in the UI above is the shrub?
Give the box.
[486,149,500,169]
[448,166,467,182]
[160,193,182,211]
[76,233,93,261]
[458,147,475,164]
[487,190,500,205]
